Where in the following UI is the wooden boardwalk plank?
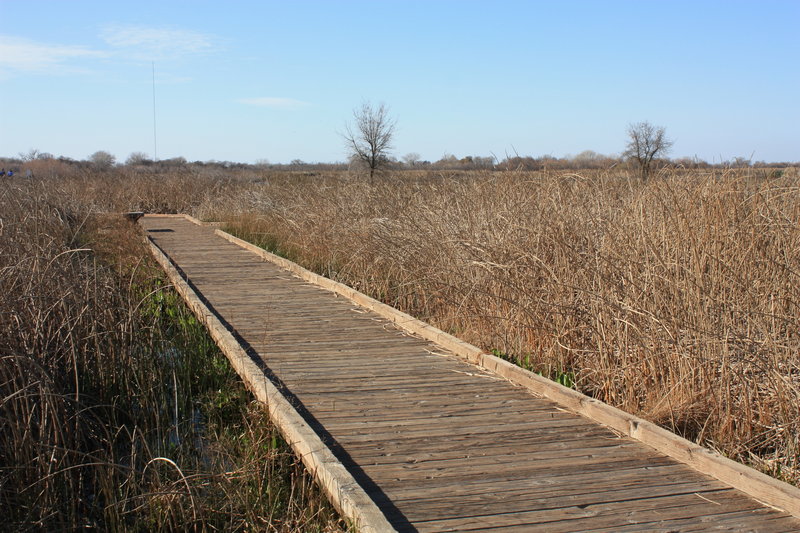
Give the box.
[409,489,771,532]
[140,215,800,532]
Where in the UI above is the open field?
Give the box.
[2,164,798,527]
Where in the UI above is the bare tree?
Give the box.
[344,101,396,182]
[89,150,116,170]
[624,121,673,179]
[125,151,152,166]
[402,152,421,168]
[19,148,53,161]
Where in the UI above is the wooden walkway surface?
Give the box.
[140,215,800,532]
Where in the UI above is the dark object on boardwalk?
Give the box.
[124,211,145,223]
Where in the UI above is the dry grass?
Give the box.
[3,163,796,531]
[203,167,800,485]
[0,177,344,531]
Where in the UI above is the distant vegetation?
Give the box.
[1,141,795,178]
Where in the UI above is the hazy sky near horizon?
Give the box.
[1,0,798,164]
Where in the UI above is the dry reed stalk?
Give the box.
[7,165,795,490]
[208,168,799,485]
[1,178,345,531]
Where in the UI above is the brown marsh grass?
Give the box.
[0,177,344,531]
[203,167,800,485]
[4,163,797,529]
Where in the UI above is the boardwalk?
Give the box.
[140,215,800,532]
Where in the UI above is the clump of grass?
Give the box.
[490,349,575,388]
[0,180,344,531]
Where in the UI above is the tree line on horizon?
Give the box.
[2,106,796,177]
[2,149,793,178]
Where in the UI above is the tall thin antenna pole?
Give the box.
[152,61,158,161]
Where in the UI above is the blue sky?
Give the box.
[1,0,798,164]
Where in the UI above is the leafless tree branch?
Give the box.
[343,102,396,183]
[624,121,673,179]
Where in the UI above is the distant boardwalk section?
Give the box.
[141,214,800,532]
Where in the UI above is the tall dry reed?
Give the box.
[0,177,344,531]
[7,164,795,490]
[206,168,799,484]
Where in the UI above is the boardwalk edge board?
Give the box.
[142,223,397,532]
[207,217,800,519]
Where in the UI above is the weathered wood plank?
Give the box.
[334,426,621,459]
[389,480,733,523]
[410,489,762,532]
[380,462,712,501]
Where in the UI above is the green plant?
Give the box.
[490,349,575,389]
